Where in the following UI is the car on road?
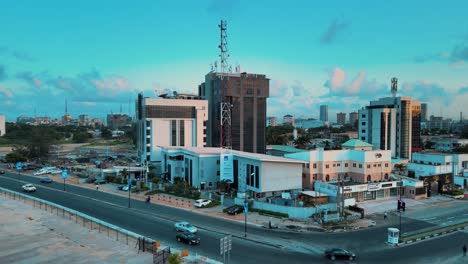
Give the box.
[0,169,5,174]
[324,248,356,261]
[40,177,53,183]
[22,184,37,192]
[194,199,212,208]
[174,222,198,233]
[176,232,200,245]
[226,205,244,215]
[95,179,107,185]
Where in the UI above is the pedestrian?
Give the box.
[96,184,99,190]
[463,244,467,257]
[384,211,388,220]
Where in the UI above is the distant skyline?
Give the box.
[1,0,467,122]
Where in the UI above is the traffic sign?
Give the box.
[61,169,68,179]
[244,201,249,215]
[16,162,22,171]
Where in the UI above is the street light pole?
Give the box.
[244,196,247,238]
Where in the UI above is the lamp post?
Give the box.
[244,196,248,238]
[399,178,403,235]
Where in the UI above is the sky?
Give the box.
[0,0,467,122]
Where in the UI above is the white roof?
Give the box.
[301,191,329,197]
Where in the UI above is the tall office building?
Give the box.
[199,72,269,154]
[283,114,295,126]
[337,112,346,125]
[267,116,278,127]
[0,115,5,136]
[349,112,358,127]
[358,96,422,159]
[320,105,328,122]
[107,114,132,129]
[421,103,428,122]
[136,93,208,163]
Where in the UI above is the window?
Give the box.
[326,175,330,181]
[361,137,366,140]
[353,163,356,168]
[313,163,317,169]
[326,165,329,169]
[367,175,371,182]
[359,164,363,168]
[384,173,389,179]
[385,163,388,167]
[378,164,381,167]
[361,129,366,133]
[216,160,220,164]
[333,164,336,167]
[313,174,317,180]
[362,114,366,118]
[373,164,377,167]
[345,163,348,167]
[367,165,371,168]
[306,164,310,168]
[337,163,341,167]
[361,122,366,126]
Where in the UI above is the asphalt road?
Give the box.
[1,171,467,264]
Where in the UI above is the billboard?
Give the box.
[220,153,234,182]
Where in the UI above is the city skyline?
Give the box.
[1,0,467,121]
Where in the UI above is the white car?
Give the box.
[22,184,37,192]
[33,170,49,176]
[174,222,198,233]
[48,168,63,174]
[194,199,212,208]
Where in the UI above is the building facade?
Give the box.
[198,72,270,154]
[358,96,422,159]
[283,114,295,126]
[421,103,427,122]
[337,112,346,125]
[266,116,278,127]
[107,114,132,129]
[160,146,303,198]
[349,112,358,127]
[0,115,5,136]
[320,105,328,122]
[136,93,208,163]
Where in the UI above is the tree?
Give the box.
[454,144,468,154]
[120,168,129,179]
[5,152,27,163]
[294,134,312,149]
[101,128,112,139]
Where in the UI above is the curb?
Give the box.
[387,225,468,247]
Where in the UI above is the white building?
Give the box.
[0,115,5,136]
[160,146,304,197]
[408,152,468,191]
[136,93,208,164]
[359,96,422,160]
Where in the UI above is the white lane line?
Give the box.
[422,217,437,221]
[447,217,455,220]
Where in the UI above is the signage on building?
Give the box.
[220,153,234,182]
[367,183,380,191]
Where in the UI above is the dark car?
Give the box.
[324,248,356,261]
[86,177,97,183]
[40,177,53,183]
[95,179,107,185]
[176,232,200,245]
[226,205,243,215]
[0,170,5,174]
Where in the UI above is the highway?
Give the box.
[1,171,467,264]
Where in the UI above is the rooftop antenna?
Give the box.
[65,98,68,115]
[218,19,232,149]
[391,77,398,98]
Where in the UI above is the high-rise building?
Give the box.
[320,105,328,122]
[349,112,358,127]
[35,116,50,125]
[199,72,269,154]
[0,115,5,136]
[358,96,421,159]
[337,112,346,125]
[107,114,131,129]
[421,103,428,122]
[79,114,90,126]
[136,93,208,163]
[283,114,295,126]
[267,116,278,127]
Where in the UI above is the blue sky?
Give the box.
[0,0,467,122]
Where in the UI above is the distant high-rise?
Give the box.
[283,114,295,126]
[107,114,132,129]
[267,116,278,127]
[199,72,269,154]
[0,115,5,136]
[320,105,328,122]
[337,112,346,125]
[421,103,428,122]
[349,112,358,127]
[359,96,421,159]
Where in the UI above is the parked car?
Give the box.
[33,170,49,176]
[174,222,198,233]
[48,169,63,174]
[0,170,5,174]
[226,205,244,215]
[95,179,107,185]
[22,184,37,192]
[176,232,200,245]
[324,248,356,261]
[40,177,53,183]
[194,199,212,208]
[86,177,96,183]
[117,185,125,190]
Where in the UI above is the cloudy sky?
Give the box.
[1,0,467,122]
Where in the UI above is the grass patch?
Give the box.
[250,208,288,218]
[84,139,132,146]
[145,190,165,195]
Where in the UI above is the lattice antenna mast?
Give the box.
[391,77,398,98]
[218,19,232,149]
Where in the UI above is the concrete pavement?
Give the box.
[0,195,152,264]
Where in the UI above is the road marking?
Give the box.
[447,217,455,220]
[422,217,437,221]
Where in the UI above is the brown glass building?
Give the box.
[198,72,270,154]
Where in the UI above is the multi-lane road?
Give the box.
[1,171,467,264]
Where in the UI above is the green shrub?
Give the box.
[168,253,181,264]
[152,177,160,184]
[105,175,115,183]
[145,190,164,195]
[250,208,288,218]
[113,177,122,184]
[203,199,220,208]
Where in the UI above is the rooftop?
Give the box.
[342,139,373,148]
[266,145,308,153]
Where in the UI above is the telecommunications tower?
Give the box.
[218,19,233,149]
